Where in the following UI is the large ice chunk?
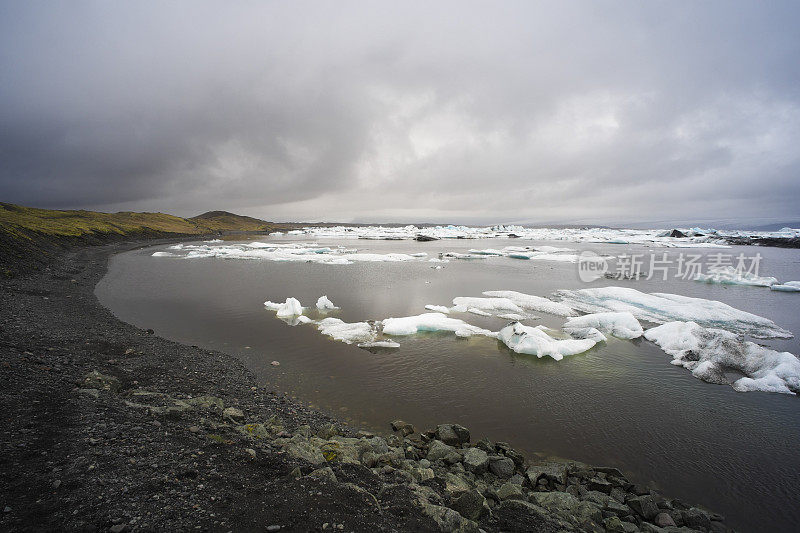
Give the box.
[497,322,597,361]
[694,266,778,287]
[482,290,577,317]
[381,313,495,338]
[563,312,643,339]
[264,297,304,317]
[555,287,791,339]
[316,317,376,344]
[644,321,800,394]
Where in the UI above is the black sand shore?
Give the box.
[0,239,732,532]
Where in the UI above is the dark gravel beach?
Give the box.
[0,239,733,532]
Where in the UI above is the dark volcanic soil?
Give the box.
[0,241,442,532]
[0,240,733,533]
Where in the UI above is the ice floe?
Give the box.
[451,297,524,313]
[482,290,577,317]
[151,251,177,257]
[381,313,495,338]
[563,312,643,339]
[467,308,493,317]
[264,297,304,317]
[554,287,791,339]
[424,304,451,313]
[316,295,338,310]
[694,266,778,287]
[644,321,800,394]
[497,322,598,361]
[316,317,377,344]
[771,281,800,292]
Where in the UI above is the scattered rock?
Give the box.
[463,447,489,474]
[488,456,515,478]
[82,370,120,392]
[390,419,415,436]
[450,489,489,521]
[223,406,245,421]
[627,495,660,520]
[654,511,677,527]
[435,423,470,446]
[496,482,524,500]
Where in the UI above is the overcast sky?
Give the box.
[1,1,799,226]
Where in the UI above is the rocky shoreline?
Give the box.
[0,239,734,532]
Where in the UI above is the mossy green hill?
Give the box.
[0,203,296,275]
[0,203,286,238]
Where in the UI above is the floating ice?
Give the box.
[316,295,338,310]
[644,321,800,394]
[771,281,800,292]
[264,297,304,317]
[497,312,538,321]
[564,327,608,342]
[381,313,495,338]
[467,308,493,317]
[555,287,791,339]
[316,317,376,344]
[497,322,598,361]
[452,297,524,313]
[357,340,400,349]
[694,266,778,287]
[424,304,451,313]
[482,290,577,317]
[563,312,643,339]
[151,251,177,257]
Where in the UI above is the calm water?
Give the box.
[96,237,800,532]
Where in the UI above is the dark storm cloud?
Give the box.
[1,1,799,225]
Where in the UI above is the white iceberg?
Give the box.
[554,287,792,339]
[771,281,800,292]
[151,251,178,257]
[424,304,451,313]
[694,266,778,287]
[497,322,598,361]
[316,317,376,344]
[264,297,304,317]
[564,327,608,342]
[563,312,643,339]
[644,321,800,394]
[497,312,537,321]
[482,290,577,317]
[381,313,495,338]
[316,295,338,310]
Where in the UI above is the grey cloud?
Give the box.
[1,1,799,225]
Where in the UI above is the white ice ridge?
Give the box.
[771,281,800,292]
[155,241,425,265]
[460,246,583,262]
[694,266,778,287]
[381,313,496,338]
[424,304,451,314]
[563,312,643,339]
[151,251,177,257]
[554,287,792,339]
[482,290,577,317]
[316,295,338,310]
[497,322,598,361]
[297,225,749,247]
[264,297,304,317]
[644,322,800,394]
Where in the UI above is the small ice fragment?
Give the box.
[467,308,493,317]
[381,313,495,338]
[452,297,524,313]
[424,305,451,314]
[357,341,401,349]
[694,266,778,287]
[152,251,177,257]
[316,295,338,310]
